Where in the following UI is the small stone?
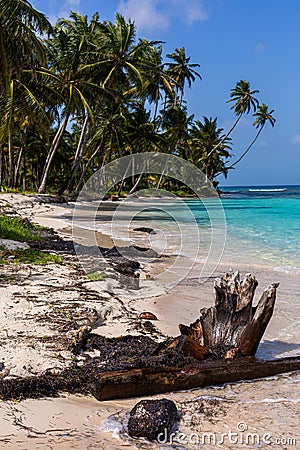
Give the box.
[128,398,178,441]
[139,312,158,320]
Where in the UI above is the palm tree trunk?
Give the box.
[60,115,90,194]
[74,145,101,195]
[117,159,132,195]
[156,156,169,190]
[228,126,264,169]
[0,145,3,186]
[22,145,26,192]
[7,128,14,188]
[128,160,147,195]
[38,115,69,194]
[14,128,28,188]
[206,113,242,160]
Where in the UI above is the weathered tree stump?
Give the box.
[179,271,278,357]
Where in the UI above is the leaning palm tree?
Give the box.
[206,80,259,159]
[228,103,276,168]
[166,47,202,106]
[37,18,104,194]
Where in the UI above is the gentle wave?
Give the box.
[249,188,287,192]
[273,265,300,274]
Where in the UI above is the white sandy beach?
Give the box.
[0,193,299,449]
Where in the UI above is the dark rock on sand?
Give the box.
[133,227,156,234]
[128,398,178,441]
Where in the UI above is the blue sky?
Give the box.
[31,0,300,186]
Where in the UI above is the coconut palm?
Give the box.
[161,102,194,155]
[141,45,174,124]
[83,14,152,98]
[228,103,276,168]
[37,17,105,194]
[190,117,232,181]
[0,0,51,186]
[166,47,201,106]
[0,0,51,96]
[206,80,259,159]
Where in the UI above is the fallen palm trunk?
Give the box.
[1,356,300,402]
[88,356,300,401]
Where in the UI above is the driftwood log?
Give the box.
[89,356,300,401]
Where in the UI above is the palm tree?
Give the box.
[0,0,51,186]
[206,80,259,159]
[228,103,276,168]
[63,13,155,194]
[141,45,174,124]
[166,47,201,106]
[74,110,128,194]
[0,0,51,96]
[37,16,104,193]
[83,14,152,98]
[190,117,232,181]
[161,102,194,155]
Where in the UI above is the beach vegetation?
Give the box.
[87,271,106,281]
[0,248,62,265]
[0,215,42,242]
[0,2,275,196]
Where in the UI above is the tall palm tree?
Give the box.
[190,116,232,181]
[0,0,51,96]
[0,0,51,186]
[166,47,201,106]
[161,102,194,155]
[206,80,259,159]
[37,16,104,193]
[228,103,276,168]
[141,44,174,124]
[83,13,152,98]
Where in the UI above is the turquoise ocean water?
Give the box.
[91,184,300,272]
[220,185,300,267]
[182,185,300,270]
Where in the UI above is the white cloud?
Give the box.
[117,0,208,32]
[291,134,300,145]
[118,0,169,31]
[48,0,80,23]
[169,0,208,25]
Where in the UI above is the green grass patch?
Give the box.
[0,248,62,265]
[0,215,42,242]
[87,271,106,281]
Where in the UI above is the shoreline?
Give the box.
[0,193,299,449]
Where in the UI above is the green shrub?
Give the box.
[0,248,61,265]
[0,215,42,242]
